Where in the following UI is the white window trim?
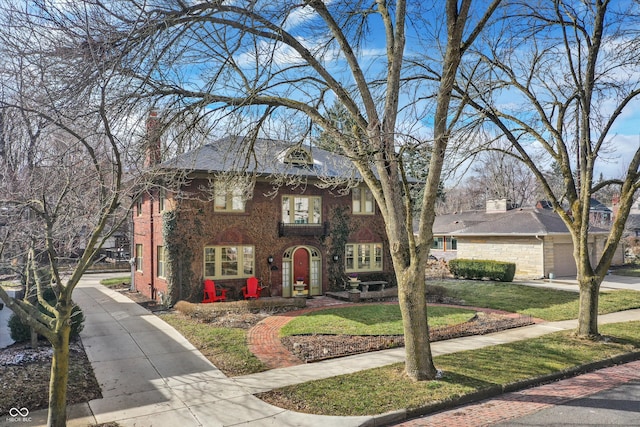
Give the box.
[157,246,165,278]
[345,242,383,272]
[282,195,322,224]
[135,244,143,272]
[203,245,255,279]
[352,187,375,215]
[214,181,246,212]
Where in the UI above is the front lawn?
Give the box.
[610,266,640,277]
[100,276,131,288]
[258,321,640,416]
[435,280,640,321]
[280,305,476,336]
[160,312,269,376]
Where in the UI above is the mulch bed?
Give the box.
[281,313,535,363]
[0,340,101,415]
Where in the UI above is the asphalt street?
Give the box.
[494,380,640,426]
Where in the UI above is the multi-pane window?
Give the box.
[203,245,254,279]
[136,197,143,216]
[432,236,457,251]
[214,181,246,212]
[157,246,165,278]
[158,189,166,213]
[345,243,383,272]
[282,196,321,224]
[352,187,374,214]
[135,244,143,272]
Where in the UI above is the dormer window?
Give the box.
[284,147,313,166]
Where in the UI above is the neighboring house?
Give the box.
[625,214,640,238]
[588,198,613,228]
[430,199,623,279]
[132,122,392,304]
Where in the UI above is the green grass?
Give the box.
[435,280,640,321]
[280,305,476,336]
[611,266,640,277]
[100,276,131,288]
[259,321,640,416]
[160,312,268,376]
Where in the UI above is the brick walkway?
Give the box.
[395,360,640,426]
[246,297,539,369]
[246,296,349,368]
[246,298,640,425]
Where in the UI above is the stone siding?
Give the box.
[457,236,544,279]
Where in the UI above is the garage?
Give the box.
[553,243,577,278]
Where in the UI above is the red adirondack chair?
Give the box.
[202,279,227,303]
[242,276,263,299]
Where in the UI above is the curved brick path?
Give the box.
[247,296,349,368]
[247,297,540,369]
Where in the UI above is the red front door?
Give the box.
[293,247,310,284]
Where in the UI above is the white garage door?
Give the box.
[553,243,577,278]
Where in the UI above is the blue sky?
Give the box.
[166,1,639,182]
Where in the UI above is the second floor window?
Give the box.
[282,196,321,224]
[158,189,166,213]
[352,187,374,214]
[214,181,245,212]
[136,197,143,216]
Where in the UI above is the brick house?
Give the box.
[430,199,623,279]
[132,131,393,304]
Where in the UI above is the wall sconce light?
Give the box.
[332,254,340,262]
[267,255,274,264]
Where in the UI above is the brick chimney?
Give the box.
[145,110,161,167]
[486,198,513,213]
[612,193,620,221]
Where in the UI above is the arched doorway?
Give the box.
[281,245,322,297]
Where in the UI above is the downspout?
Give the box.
[130,212,135,292]
[149,200,155,300]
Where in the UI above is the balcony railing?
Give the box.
[278,221,329,237]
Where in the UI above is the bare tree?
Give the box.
[0,3,155,425]
[471,150,540,207]
[462,0,640,337]
[76,0,502,381]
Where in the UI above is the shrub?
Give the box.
[9,304,85,342]
[448,259,516,282]
[425,284,449,298]
[8,286,85,342]
[175,298,306,322]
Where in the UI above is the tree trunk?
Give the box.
[47,323,71,427]
[577,276,600,337]
[397,267,437,380]
[31,328,38,349]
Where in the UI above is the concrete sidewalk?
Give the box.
[21,273,640,426]
[65,274,367,427]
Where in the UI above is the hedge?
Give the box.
[9,286,85,342]
[448,258,516,282]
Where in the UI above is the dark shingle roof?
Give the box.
[160,136,360,179]
[433,208,608,236]
[589,198,612,213]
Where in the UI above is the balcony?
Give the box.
[278,221,329,237]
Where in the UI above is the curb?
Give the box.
[366,350,640,427]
